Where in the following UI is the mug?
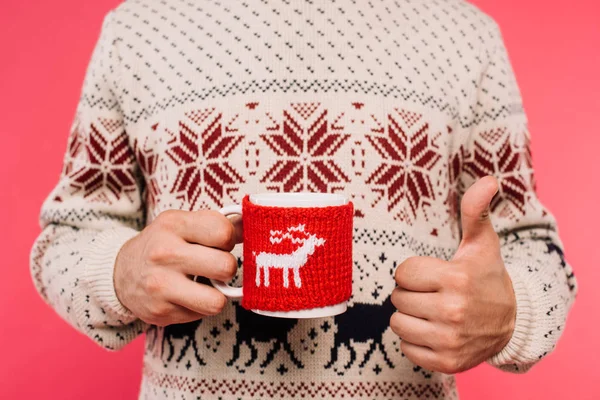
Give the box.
[211,193,354,319]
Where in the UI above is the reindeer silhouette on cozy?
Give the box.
[325,294,396,371]
[227,302,304,369]
[254,224,325,288]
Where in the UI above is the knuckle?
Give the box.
[442,329,463,350]
[147,245,174,263]
[195,209,219,218]
[213,220,235,248]
[389,312,402,335]
[439,357,464,375]
[147,302,170,319]
[445,299,467,324]
[399,338,411,355]
[154,210,180,230]
[448,268,471,291]
[142,271,166,296]
[395,257,420,284]
[220,253,238,280]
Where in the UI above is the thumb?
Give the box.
[460,176,499,243]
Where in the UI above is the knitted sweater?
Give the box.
[30,1,577,399]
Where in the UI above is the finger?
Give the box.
[171,243,238,282]
[459,176,498,243]
[391,288,439,320]
[156,209,237,250]
[390,312,437,348]
[400,340,440,372]
[395,256,449,292]
[153,306,206,327]
[229,214,244,244]
[166,273,228,316]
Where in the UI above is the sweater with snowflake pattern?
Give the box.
[30,1,577,399]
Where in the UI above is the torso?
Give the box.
[105,0,493,398]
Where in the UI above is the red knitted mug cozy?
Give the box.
[240,195,354,312]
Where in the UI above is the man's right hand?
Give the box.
[113,209,242,326]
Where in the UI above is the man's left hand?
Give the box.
[390,176,516,374]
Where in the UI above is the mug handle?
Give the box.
[209,204,244,299]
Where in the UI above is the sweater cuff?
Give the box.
[488,259,536,366]
[80,227,140,324]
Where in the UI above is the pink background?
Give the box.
[1,0,598,398]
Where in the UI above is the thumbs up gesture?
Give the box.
[390,176,516,374]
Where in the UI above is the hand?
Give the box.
[390,176,516,374]
[114,210,242,326]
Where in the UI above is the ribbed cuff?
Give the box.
[488,259,536,366]
[80,227,140,324]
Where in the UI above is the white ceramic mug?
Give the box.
[211,192,354,319]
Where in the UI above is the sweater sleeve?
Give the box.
[457,21,577,372]
[30,10,148,350]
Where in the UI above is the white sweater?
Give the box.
[31,0,577,398]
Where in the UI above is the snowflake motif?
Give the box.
[63,119,85,177]
[365,109,441,223]
[463,128,532,216]
[260,103,350,192]
[68,118,137,204]
[134,134,161,210]
[165,108,245,208]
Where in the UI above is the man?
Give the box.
[31,0,576,398]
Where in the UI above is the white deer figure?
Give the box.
[253,224,326,288]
